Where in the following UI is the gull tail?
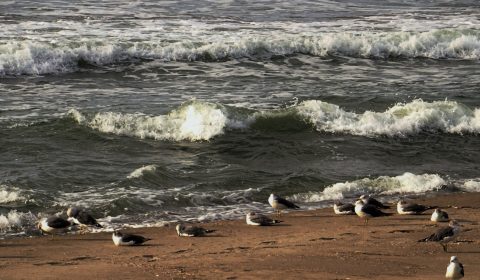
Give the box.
[205,229,216,234]
[95,223,103,228]
[417,234,434,242]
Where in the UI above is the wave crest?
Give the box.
[127,165,158,179]
[69,99,480,141]
[297,99,480,137]
[69,101,232,141]
[292,173,446,202]
[2,29,480,76]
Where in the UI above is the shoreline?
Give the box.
[1,192,479,279]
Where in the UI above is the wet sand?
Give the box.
[1,193,479,279]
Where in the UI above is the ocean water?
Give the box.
[1,0,480,236]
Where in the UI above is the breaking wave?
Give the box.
[291,173,480,203]
[1,29,480,76]
[0,210,38,233]
[69,99,480,141]
[297,99,480,137]
[0,185,27,205]
[68,101,247,141]
[127,165,158,179]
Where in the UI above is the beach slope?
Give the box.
[1,193,479,279]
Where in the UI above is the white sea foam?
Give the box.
[460,179,480,192]
[297,99,480,137]
[0,210,37,232]
[1,29,480,76]
[69,101,235,141]
[0,186,25,204]
[292,173,446,202]
[127,165,158,179]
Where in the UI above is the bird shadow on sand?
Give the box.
[262,223,291,227]
[70,238,112,241]
[289,214,324,218]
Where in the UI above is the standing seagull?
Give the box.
[397,200,435,215]
[67,207,102,228]
[418,220,461,252]
[431,208,450,223]
[176,224,215,237]
[359,194,390,209]
[112,230,151,246]
[354,199,392,225]
[246,212,281,226]
[268,193,300,215]
[446,256,464,280]
[37,216,73,237]
[333,201,355,215]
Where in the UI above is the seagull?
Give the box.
[333,201,355,215]
[359,194,390,209]
[67,207,102,228]
[397,200,435,215]
[446,256,464,280]
[431,208,450,223]
[176,224,215,237]
[268,193,300,215]
[112,230,151,246]
[418,220,461,252]
[354,199,392,225]
[37,216,74,237]
[246,212,281,226]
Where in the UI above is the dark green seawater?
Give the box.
[0,0,479,236]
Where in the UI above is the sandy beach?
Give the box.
[1,193,479,279]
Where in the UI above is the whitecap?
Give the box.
[292,172,446,202]
[127,165,157,179]
[297,99,480,137]
[69,101,231,141]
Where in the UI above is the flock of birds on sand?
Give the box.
[37,193,465,279]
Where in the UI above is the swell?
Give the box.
[66,99,480,142]
[1,29,480,76]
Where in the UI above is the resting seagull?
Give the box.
[333,201,355,215]
[354,199,392,225]
[359,194,390,209]
[397,200,435,215]
[418,220,461,252]
[431,208,450,223]
[446,256,464,280]
[246,212,281,226]
[112,230,151,246]
[37,216,74,237]
[268,193,300,215]
[176,224,215,237]
[67,207,102,228]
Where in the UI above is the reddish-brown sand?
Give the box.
[0,193,479,279]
